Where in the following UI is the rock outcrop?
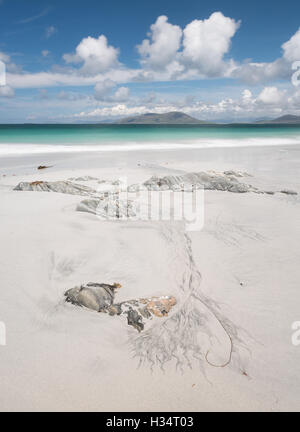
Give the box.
[14,181,96,196]
[141,171,258,193]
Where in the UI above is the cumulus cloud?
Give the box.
[63,35,120,75]
[4,11,300,95]
[182,12,240,75]
[282,28,300,62]
[137,12,239,77]
[257,86,286,105]
[137,15,182,70]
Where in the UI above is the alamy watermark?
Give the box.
[0,321,6,346]
[291,61,300,87]
[0,60,6,87]
[292,321,300,346]
[94,178,205,232]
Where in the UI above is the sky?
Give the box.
[0,0,300,123]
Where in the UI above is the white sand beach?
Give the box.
[1,144,300,412]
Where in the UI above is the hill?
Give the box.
[116,111,210,124]
[257,115,300,124]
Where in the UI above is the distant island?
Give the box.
[257,115,300,124]
[116,111,210,125]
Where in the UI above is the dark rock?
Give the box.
[37,165,51,170]
[280,189,298,195]
[64,282,121,312]
[126,309,144,332]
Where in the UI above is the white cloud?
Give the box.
[136,12,239,77]
[94,79,116,99]
[0,85,15,97]
[112,86,130,101]
[57,90,89,101]
[94,79,130,102]
[0,52,10,63]
[63,35,120,75]
[230,59,289,84]
[67,86,300,122]
[4,12,300,95]
[0,51,21,74]
[137,15,182,70]
[282,28,300,62]
[182,12,240,75]
[45,26,57,39]
[232,28,300,84]
[257,86,286,105]
[17,7,50,24]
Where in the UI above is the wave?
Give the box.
[0,136,300,155]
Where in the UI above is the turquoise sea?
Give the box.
[0,124,300,155]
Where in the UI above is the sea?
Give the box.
[0,124,300,155]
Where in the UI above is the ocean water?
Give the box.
[0,124,300,155]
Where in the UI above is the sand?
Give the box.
[0,144,300,412]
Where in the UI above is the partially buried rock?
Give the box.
[14,180,96,196]
[64,282,121,312]
[64,283,176,332]
[142,171,258,193]
[77,195,136,219]
[108,295,177,332]
[280,189,298,195]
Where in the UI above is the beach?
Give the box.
[1,139,300,412]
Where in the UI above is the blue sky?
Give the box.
[0,0,300,122]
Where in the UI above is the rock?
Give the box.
[14,181,96,196]
[37,165,51,170]
[68,176,99,181]
[223,170,252,178]
[64,282,121,312]
[142,296,177,317]
[126,309,145,332]
[64,283,176,332]
[76,195,136,219]
[142,172,258,194]
[280,189,298,195]
[107,295,177,331]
